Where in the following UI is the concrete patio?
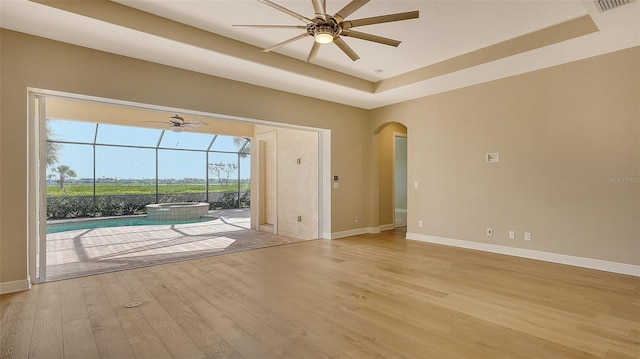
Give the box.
[45,208,309,281]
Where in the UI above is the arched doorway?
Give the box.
[375,122,408,231]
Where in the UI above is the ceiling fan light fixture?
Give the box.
[314,26,334,44]
[240,1,419,61]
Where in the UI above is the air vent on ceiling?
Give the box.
[595,0,636,12]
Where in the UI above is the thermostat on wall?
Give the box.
[486,152,500,163]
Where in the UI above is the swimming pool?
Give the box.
[47,216,216,234]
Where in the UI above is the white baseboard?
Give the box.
[331,227,380,239]
[0,277,31,295]
[380,223,395,231]
[406,233,640,277]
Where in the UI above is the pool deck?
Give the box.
[44,208,309,282]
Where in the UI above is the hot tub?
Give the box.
[145,202,209,221]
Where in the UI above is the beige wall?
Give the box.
[370,46,640,265]
[0,29,371,284]
[1,28,637,287]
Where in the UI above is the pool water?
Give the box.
[47,216,216,234]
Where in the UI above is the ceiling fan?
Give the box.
[234,0,419,62]
[145,115,208,132]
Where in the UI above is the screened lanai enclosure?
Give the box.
[46,118,251,219]
[35,100,315,283]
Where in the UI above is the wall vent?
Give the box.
[595,0,635,12]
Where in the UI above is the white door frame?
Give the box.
[27,92,48,283]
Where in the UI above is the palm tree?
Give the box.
[233,137,250,158]
[49,165,77,190]
[46,121,60,168]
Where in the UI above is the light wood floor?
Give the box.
[1,230,639,359]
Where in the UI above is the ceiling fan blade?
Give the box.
[334,0,369,22]
[307,42,320,62]
[342,11,419,29]
[184,121,208,126]
[340,30,401,47]
[233,24,307,29]
[311,0,325,19]
[262,33,310,52]
[258,0,313,24]
[333,37,360,61]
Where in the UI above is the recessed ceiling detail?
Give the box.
[374,15,600,93]
[2,0,638,109]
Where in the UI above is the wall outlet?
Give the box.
[418,220,423,227]
[355,216,359,223]
[524,232,532,241]
[486,152,500,163]
[509,231,515,239]
[487,228,493,236]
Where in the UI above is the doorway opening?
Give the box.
[258,131,277,233]
[394,135,408,228]
[28,91,331,283]
[376,122,408,231]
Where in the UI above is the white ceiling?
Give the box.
[1,0,639,109]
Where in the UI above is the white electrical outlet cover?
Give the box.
[486,152,500,163]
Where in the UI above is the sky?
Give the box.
[47,119,251,180]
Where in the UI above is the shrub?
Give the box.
[47,196,94,218]
[47,191,250,218]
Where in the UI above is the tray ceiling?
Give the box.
[1,0,638,109]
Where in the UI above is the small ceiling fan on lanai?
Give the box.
[234,0,419,62]
[145,115,208,132]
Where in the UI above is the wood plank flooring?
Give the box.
[2,230,639,358]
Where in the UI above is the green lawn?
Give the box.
[47,183,250,196]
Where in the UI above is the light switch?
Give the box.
[333,182,339,189]
[414,180,419,189]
